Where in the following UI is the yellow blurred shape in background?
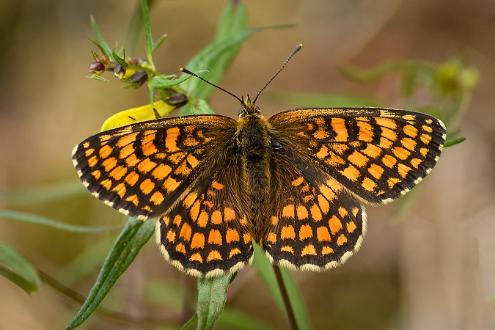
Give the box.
[100,100,175,131]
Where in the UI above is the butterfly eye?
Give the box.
[270,138,283,150]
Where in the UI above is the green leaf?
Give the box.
[180,28,255,101]
[0,243,41,294]
[0,210,121,233]
[90,15,114,60]
[279,270,312,330]
[252,243,284,309]
[152,33,167,53]
[444,136,466,148]
[66,217,155,329]
[196,273,233,330]
[148,74,191,89]
[196,99,215,114]
[111,49,127,68]
[179,2,248,102]
[140,0,155,69]
[180,313,198,330]
[0,180,85,205]
[124,0,157,56]
[217,309,274,330]
[214,1,247,42]
[253,244,312,330]
[340,60,434,83]
[124,1,144,56]
[181,99,215,116]
[270,91,380,107]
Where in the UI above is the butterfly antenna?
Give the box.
[253,43,303,105]
[180,67,243,104]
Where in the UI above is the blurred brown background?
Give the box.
[0,0,494,329]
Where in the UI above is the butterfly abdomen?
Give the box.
[237,114,272,240]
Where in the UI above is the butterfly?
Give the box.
[72,46,446,278]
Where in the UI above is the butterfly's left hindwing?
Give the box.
[157,160,254,277]
[72,115,237,220]
[269,108,446,204]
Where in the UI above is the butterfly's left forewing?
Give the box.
[72,115,237,220]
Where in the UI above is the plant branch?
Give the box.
[272,265,298,330]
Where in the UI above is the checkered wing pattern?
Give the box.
[269,108,446,204]
[263,150,365,270]
[156,162,254,277]
[72,115,237,220]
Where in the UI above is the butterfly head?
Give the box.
[239,95,261,117]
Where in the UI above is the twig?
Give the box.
[272,265,298,330]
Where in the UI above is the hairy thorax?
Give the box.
[236,114,272,240]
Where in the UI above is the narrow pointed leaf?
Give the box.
[181,99,215,116]
[180,314,198,330]
[152,33,167,53]
[0,180,85,205]
[124,0,156,55]
[140,0,155,68]
[66,217,155,329]
[148,74,191,89]
[279,270,312,330]
[196,273,233,330]
[444,136,466,148]
[252,243,284,309]
[90,15,114,60]
[180,28,256,100]
[0,243,41,294]
[0,210,121,233]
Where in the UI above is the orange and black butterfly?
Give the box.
[72,45,446,277]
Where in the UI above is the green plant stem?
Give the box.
[125,0,156,56]
[272,265,298,330]
[37,268,180,327]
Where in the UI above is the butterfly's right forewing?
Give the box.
[269,108,446,205]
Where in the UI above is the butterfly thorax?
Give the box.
[236,112,272,241]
